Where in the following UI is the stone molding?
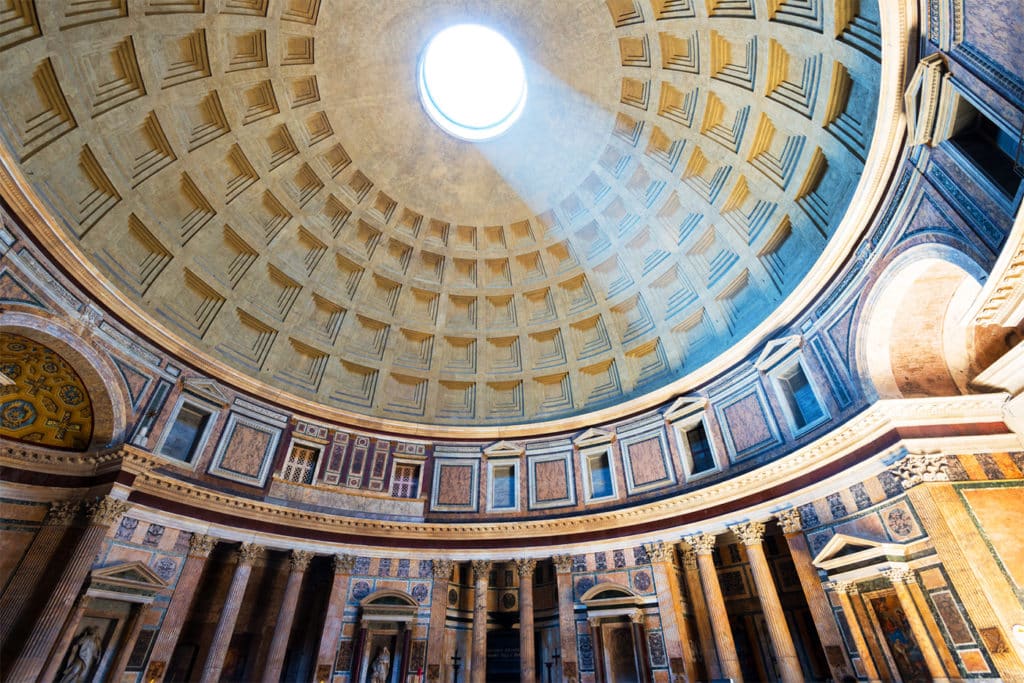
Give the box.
[45,500,79,525]
[187,533,218,558]
[290,549,314,572]
[236,543,265,565]
[730,521,766,545]
[552,554,574,573]
[891,452,950,488]
[775,508,802,534]
[685,533,717,555]
[431,559,455,580]
[515,558,537,578]
[86,496,130,526]
[334,554,357,575]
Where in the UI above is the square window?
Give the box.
[391,463,421,498]
[282,443,320,485]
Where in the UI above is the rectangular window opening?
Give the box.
[491,464,516,509]
[160,403,211,462]
[685,422,716,474]
[391,463,421,498]
[587,451,614,499]
[950,104,1023,199]
[780,364,825,430]
[282,444,320,485]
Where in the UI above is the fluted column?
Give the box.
[199,542,263,683]
[0,499,78,648]
[553,554,578,682]
[731,521,802,683]
[831,582,881,682]
[516,558,537,683]
[684,533,742,682]
[106,601,148,682]
[7,496,130,682]
[425,559,454,682]
[262,550,313,683]
[147,533,218,683]
[645,542,698,682]
[470,560,491,683]
[775,509,854,681]
[885,568,949,682]
[680,544,720,679]
[314,554,356,681]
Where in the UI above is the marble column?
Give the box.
[775,509,853,681]
[645,542,698,682]
[884,568,949,682]
[7,496,130,682]
[314,554,356,681]
[629,610,651,683]
[106,601,149,681]
[553,554,578,682]
[199,542,264,683]
[262,549,314,683]
[684,533,743,682]
[147,533,218,683]
[588,617,606,683]
[0,499,78,648]
[426,559,454,682]
[680,544,720,679]
[831,582,881,682]
[731,521,802,683]
[516,558,537,683]
[470,559,491,683]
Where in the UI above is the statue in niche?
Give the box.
[58,625,103,683]
[370,646,391,683]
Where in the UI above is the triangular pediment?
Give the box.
[484,440,524,458]
[812,533,907,572]
[89,561,167,595]
[754,335,803,371]
[663,395,708,422]
[182,378,230,406]
[574,427,614,448]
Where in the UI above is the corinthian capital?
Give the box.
[684,533,717,555]
[884,567,916,585]
[680,545,698,570]
[515,557,537,578]
[290,549,314,572]
[236,542,264,565]
[85,496,131,526]
[775,508,802,534]
[730,521,766,546]
[188,533,218,558]
[333,554,357,575]
[644,542,673,564]
[552,554,574,573]
[45,500,79,525]
[471,559,492,582]
[891,452,949,489]
[432,558,455,581]
[831,581,859,595]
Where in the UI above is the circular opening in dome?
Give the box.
[418,24,527,141]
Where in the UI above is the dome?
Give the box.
[0,0,895,430]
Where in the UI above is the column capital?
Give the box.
[431,558,455,580]
[680,545,698,570]
[552,554,574,573]
[629,609,644,624]
[588,615,602,628]
[471,559,492,581]
[188,533,218,558]
[44,499,79,525]
[775,508,802,534]
[289,549,314,572]
[236,542,264,565]
[831,580,860,595]
[729,521,766,546]
[884,567,917,585]
[514,557,537,578]
[85,496,130,526]
[333,553,357,575]
[891,452,949,489]
[644,541,673,564]
[684,533,717,555]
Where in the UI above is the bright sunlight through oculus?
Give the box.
[419,24,527,141]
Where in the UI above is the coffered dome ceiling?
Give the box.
[0,0,888,426]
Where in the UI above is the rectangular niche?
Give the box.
[527,446,576,510]
[430,454,480,512]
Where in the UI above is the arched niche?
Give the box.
[857,246,1000,399]
[580,583,651,683]
[352,590,419,683]
[0,311,128,450]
